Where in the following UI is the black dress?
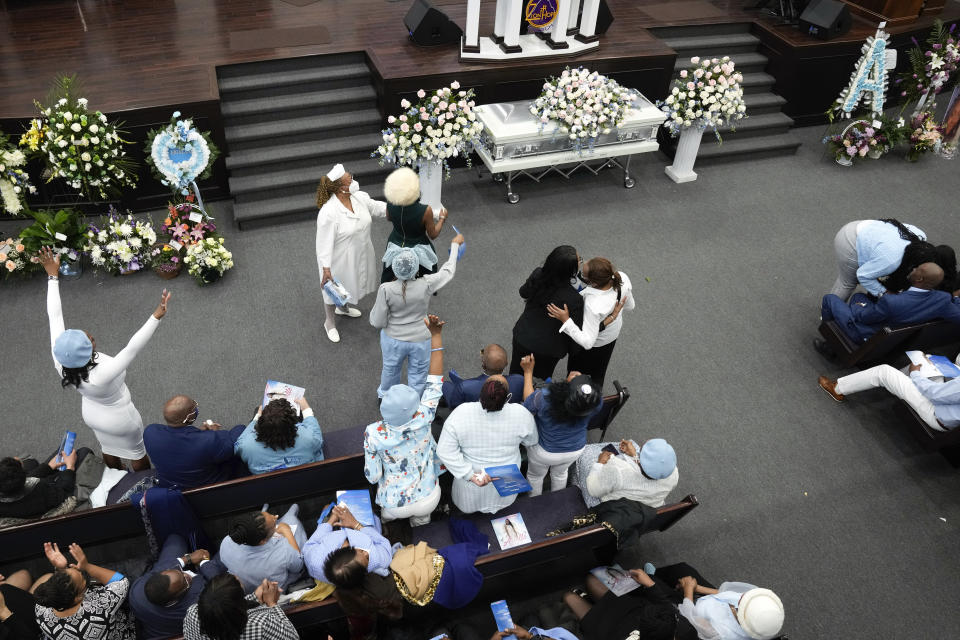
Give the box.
[580,581,697,640]
[510,267,584,380]
[0,584,40,640]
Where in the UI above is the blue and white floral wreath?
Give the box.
[150,111,213,195]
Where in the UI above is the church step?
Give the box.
[234,187,385,230]
[650,23,753,39]
[221,85,378,123]
[660,32,761,56]
[218,61,371,98]
[217,52,366,80]
[741,71,776,94]
[230,155,389,198]
[695,131,801,161]
[742,91,787,115]
[224,109,383,150]
[226,132,384,176]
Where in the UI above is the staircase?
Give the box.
[650,23,801,163]
[217,53,391,229]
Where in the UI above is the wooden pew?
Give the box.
[588,380,630,441]
[0,424,368,565]
[894,400,960,452]
[817,319,947,368]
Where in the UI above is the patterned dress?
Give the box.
[35,577,136,640]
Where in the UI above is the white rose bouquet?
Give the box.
[659,56,747,141]
[530,67,638,153]
[84,207,157,275]
[184,236,234,285]
[21,75,137,200]
[0,135,36,215]
[375,81,483,176]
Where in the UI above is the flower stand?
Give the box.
[418,160,444,212]
[665,126,704,183]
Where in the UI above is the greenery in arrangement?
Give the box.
[0,131,37,216]
[895,20,959,109]
[822,115,908,164]
[145,111,220,196]
[184,236,234,285]
[83,207,158,275]
[20,75,137,200]
[531,67,640,152]
[375,81,483,176]
[906,110,944,161]
[149,242,183,275]
[160,197,217,246]
[17,208,86,263]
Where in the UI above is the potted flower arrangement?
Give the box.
[160,198,216,247]
[0,238,39,277]
[895,20,959,115]
[184,236,234,285]
[1,132,36,216]
[659,56,746,183]
[375,81,482,210]
[17,208,86,277]
[146,111,220,197]
[529,67,638,153]
[906,110,943,161]
[84,207,157,275]
[149,243,183,280]
[20,75,137,200]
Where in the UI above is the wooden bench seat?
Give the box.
[0,424,368,565]
[894,400,960,452]
[818,319,953,368]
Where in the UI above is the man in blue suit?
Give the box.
[130,534,226,639]
[820,262,960,343]
[442,343,524,409]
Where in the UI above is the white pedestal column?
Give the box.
[463,0,482,52]
[419,160,444,212]
[548,0,571,48]
[566,0,582,35]
[576,0,600,42]
[665,127,704,183]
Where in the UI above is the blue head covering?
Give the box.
[54,330,93,368]
[380,384,421,426]
[639,438,677,479]
[391,249,420,281]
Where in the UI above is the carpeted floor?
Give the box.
[2,122,959,638]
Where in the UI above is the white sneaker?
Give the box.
[335,306,362,318]
[325,326,341,343]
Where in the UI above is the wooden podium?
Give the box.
[839,0,924,26]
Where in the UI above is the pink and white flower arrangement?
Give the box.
[530,67,637,152]
[375,81,483,175]
[659,56,746,141]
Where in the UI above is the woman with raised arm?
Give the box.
[41,247,170,471]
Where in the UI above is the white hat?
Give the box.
[326,163,345,181]
[737,588,784,640]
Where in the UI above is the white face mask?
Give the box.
[348,180,359,195]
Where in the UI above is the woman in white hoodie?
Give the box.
[547,256,634,389]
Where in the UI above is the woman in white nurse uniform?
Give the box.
[315,163,388,343]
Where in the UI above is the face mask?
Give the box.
[348,180,359,195]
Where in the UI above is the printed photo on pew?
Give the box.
[262,379,306,411]
[484,464,532,496]
[590,563,641,596]
[492,513,531,550]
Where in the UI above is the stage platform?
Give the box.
[1,0,958,214]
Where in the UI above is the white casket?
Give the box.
[474,93,666,190]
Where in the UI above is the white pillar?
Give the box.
[464,0,482,51]
[665,127,704,183]
[566,0,582,35]
[503,0,523,49]
[549,0,571,48]
[494,0,508,40]
[577,0,600,42]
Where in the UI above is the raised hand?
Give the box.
[39,246,60,277]
[153,289,172,319]
[424,314,446,335]
[43,542,69,570]
[67,543,88,570]
[520,354,535,375]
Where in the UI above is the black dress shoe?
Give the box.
[812,338,837,361]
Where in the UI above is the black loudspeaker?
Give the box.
[404,0,463,47]
[798,0,851,40]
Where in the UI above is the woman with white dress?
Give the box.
[315,163,388,343]
[547,257,634,390]
[40,248,170,471]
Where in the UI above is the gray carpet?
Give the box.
[2,122,959,638]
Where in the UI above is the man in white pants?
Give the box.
[818,364,960,431]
